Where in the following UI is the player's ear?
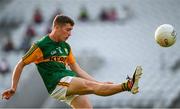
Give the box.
[54,24,59,30]
[53,22,59,29]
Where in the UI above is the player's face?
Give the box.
[57,23,73,41]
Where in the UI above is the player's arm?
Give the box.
[69,62,113,84]
[69,63,97,82]
[11,59,26,92]
[67,49,113,84]
[1,44,43,100]
[1,59,26,100]
[67,49,97,82]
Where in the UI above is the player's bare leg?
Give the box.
[67,77,124,96]
[66,66,143,96]
[70,95,92,109]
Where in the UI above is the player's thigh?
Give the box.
[66,77,98,96]
[71,95,92,109]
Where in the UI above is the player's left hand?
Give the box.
[1,88,15,100]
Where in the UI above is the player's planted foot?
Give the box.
[122,66,143,94]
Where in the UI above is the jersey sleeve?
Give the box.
[67,49,76,64]
[22,43,43,65]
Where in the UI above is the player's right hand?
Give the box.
[1,88,15,100]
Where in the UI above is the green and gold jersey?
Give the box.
[22,35,76,94]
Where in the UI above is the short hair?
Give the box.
[53,15,74,27]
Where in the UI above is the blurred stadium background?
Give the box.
[0,0,180,108]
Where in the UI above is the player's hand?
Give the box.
[1,88,15,100]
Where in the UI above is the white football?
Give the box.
[155,24,176,47]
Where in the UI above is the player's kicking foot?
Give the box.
[122,66,143,94]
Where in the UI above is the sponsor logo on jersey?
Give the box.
[51,50,57,55]
[49,56,67,64]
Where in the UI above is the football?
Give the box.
[155,24,176,47]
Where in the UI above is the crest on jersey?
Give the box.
[64,48,68,54]
[56,47,63,54]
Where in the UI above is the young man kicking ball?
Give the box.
[2,15,143,109]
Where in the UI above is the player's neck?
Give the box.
[49,32,61,42]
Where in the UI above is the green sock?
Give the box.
[122,82,131,91]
